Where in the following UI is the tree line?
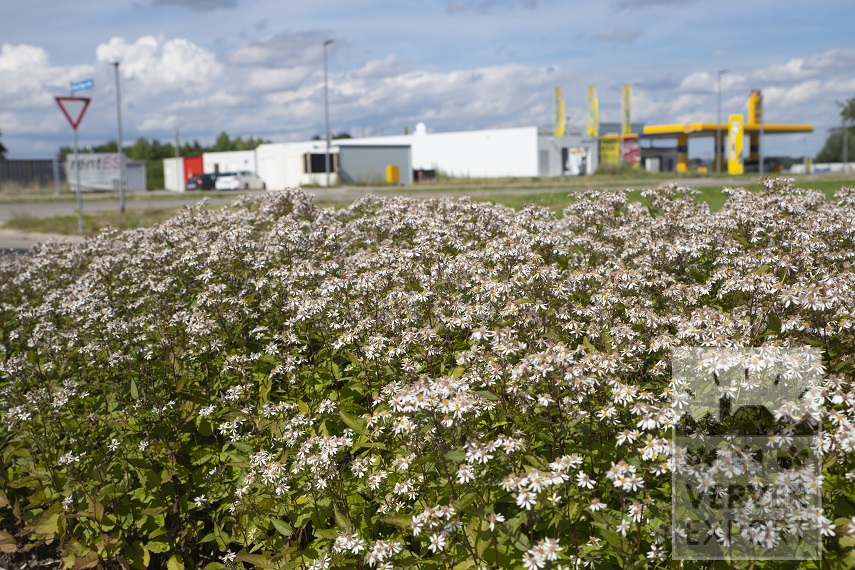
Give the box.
[57,131,271,163]
[815,96,855,163]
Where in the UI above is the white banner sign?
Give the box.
[64,153,145,192]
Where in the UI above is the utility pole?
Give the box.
[324,39,334,188]
[716,70,727,176]
[175,128,181,192]
[759,90,764,176]
[113,62,127,213]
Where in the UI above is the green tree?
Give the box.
[816,95,855,162]
[213,131,232,152]
[314,132,352,140]
[0,128,7,159]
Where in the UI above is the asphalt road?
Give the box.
[0,190,297,253]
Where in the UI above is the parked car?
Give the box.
[185,173,217,191]
[214,171,266,191]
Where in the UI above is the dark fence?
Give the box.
[0,159,65,191]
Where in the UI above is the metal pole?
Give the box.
[324,39,333,188]
[113,62,127,212]
[52,157,60,196]
[73,128,83,233]
[175,128,181,192]
[716,70,726,176]
[759,110,764,176]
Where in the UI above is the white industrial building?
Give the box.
[337,125,598,181]
[163,124,599,191]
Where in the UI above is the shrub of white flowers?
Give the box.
[1,180,855,569]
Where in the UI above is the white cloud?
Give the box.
[350,55,402,80]
[751,48,855,83]
[0,43,92,108]
[678,70,744,94]
[0,43,49,72]
[225,31,328,68]
[249,66,313,91]
[95,36,223,96]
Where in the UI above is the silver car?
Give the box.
[214,171,267,191]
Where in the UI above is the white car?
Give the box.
[214,171,266,191]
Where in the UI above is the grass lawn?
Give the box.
[467,176,854,215]
[3,208,183,236]
[3,174,853,235]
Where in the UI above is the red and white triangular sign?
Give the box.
[55,96,91,130]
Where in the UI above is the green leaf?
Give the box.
[271,519,293,537]
[0,490,8,509]
[0,530,17,554]
[314,529,339,540]
[167,555,185,570]
[339,410,367,435]
[147,539,170,554]
[334,507,349,530]
[141,506,168,517]
[236,552,273,568]
[125,541,150,570]
[27,509,59,536]
[582,337,595,353]
[445,450,465,463]
[475,390,499,402]
[379,516,411,529]
[456,492,478,511]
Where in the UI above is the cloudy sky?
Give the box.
[1,0,853,160]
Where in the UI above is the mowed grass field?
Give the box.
[3,174,853,236]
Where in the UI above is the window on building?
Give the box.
[303,153,338,174]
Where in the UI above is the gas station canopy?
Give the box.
[640,90,813,173]
[642,122,813,138]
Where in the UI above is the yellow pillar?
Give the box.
[727,114,744,175]
[676,134,689,173]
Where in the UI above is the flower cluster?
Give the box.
[1,182,854,568]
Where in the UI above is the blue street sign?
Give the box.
[71,79,94,92]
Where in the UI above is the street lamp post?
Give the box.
[844,116,849,174]
[716,69,727,176]
[759,90,764,176]
[113,61,127,213]
[323,39,334,188]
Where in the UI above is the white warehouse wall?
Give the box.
[256,141,339,190]
[337,127,539,178]
[163,157,185,192]
[203,150,258,175]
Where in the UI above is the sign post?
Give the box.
[70,79,94,94]
[55,96,91,233]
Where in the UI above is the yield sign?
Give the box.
[55,96,91,130]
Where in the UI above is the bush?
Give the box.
[1,182,855,568]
